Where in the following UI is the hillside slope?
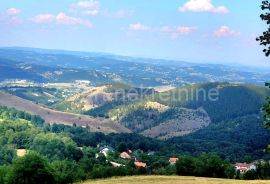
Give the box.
[3,82,268,140]
[153,83,270,122]
[100,83,269,139]
[1,82,270,161]
[56,83,154,114]
[0,92,130,133]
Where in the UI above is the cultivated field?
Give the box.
[79,176,270,184]
[0,92,130,133]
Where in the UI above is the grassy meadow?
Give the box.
[80,176,270,184]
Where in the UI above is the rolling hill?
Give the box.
[1,80,270,161]
[1,47,270,86]
[0,92,130,134]
[55,83,155,114]
[3,82,268,140]
[84,83,269,140]
[153,83,269,122]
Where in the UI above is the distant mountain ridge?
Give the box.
[0,47,269,86]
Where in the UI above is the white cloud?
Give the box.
[6,8,21,15]
[179,0,229,14]
[129,23,148,31]
[81,10,99,15]
[172,26,197,39]
[114,10,134,18]
[0,8,22,25]
[102,9,134,19]
[32,14,55,23]
[77,1,99,8]
[70,1,100,15]
[32,13,93,28]
[56,12,92,27]
[160,26,197,39]
[127,24,197,38]
[160,26,171,33]
[214,26,240,37]
[176,26,197,34]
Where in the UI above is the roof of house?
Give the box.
[134,161,147,168]
[99,145,114,151]
[169,158,179,163]
[101,148,110,153]
[110,161,124,167]
[120,152,132,159]
[235,163,256,171]
[235,163,252,168]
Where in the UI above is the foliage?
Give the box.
[176,154,235,179]
[90,166,131,179]
[6,152,56,184]
[51,160,85,184]
[0,105,44,127]
[154,83,269,122]
[117,142,128,152]
[257,1,270,56]
[0,146,16,166]
[0,105,269,183]
[168,115,270,162]
[241,161,270,180]
[264,83,270,130]
[31,133,82,161]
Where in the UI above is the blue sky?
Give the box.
[0,0,269,68]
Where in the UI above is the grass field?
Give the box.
[79,176,270,184]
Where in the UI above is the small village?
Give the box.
[16,144,258,175]
[97,145,258,174]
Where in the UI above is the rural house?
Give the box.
[120,152,132,159]
[169,158,179,165]
[235,163,257,173]
[134,161,147,168]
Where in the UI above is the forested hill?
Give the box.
[1,82,270,162]
[89,83,270,139]
[153,83,270,122]
[154,83,270,161]
[84,83,270,161]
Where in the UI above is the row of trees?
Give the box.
[176,154,235,178]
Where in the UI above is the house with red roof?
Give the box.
[235,163,256,174]
[169,157,179,165]
[120,152,132,159]
[134,161,147,168]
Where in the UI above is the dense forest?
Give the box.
[0,105,270,183]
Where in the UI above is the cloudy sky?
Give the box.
[0,0,269,67]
